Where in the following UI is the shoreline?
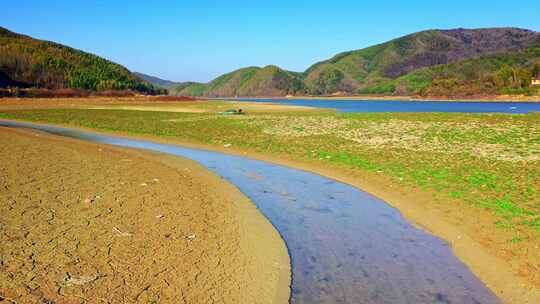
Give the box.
[2,118,538,303]
[2,94,540,104]
[208,94,540,103]
[0,126,291,303]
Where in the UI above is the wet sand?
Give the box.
[0,127,290,303]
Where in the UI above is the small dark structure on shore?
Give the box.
[220,108,245,115]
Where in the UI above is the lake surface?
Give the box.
[0,120,501,304]
[234,98,540,113]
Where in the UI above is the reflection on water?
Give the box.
[1,120,501,304]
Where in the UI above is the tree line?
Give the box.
[0,29,166,95]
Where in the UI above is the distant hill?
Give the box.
[176,28,540,97]
[368,47,540,96]
[173,65,305,97]
[169,81,207,96]
[303,28,540,95]
[0,27,165,94]
[133,72,180,89]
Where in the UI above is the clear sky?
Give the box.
[2,0,540,82]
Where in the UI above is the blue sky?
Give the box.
[2,1,540,82]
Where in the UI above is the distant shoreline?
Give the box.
[206,94,540,103]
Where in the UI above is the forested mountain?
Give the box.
[168,81,207,96]
[133,72,180,89]
[0,27,165,94]
[4,26,538,98]
[303,28,540,95]
[366,47,540,96]
[173,65,305,97]
[176,28,540,97]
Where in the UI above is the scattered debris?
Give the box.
[83,195,101,203]
[134,284,152,301]
[219,108,245,115]
[113,227,133,237]
[0,295,15,304]
[62,273,100,286]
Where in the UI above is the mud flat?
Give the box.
[0,127,290,303]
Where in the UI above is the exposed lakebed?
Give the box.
[1,120,501,304]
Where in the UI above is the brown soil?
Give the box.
[0,97,203,110]
[0,127,290,304]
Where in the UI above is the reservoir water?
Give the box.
[234,98,540,114]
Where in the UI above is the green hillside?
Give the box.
[173,65,305,97]
[380,48,540,96]
[303,28,540,95]
[176,28,540,97]
[132,72,179,90]
[169,82,207,96]
[0,27,165,94]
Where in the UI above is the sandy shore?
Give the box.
[0,127,290,303]
[0,98,328,114]
[87,102,322,114]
